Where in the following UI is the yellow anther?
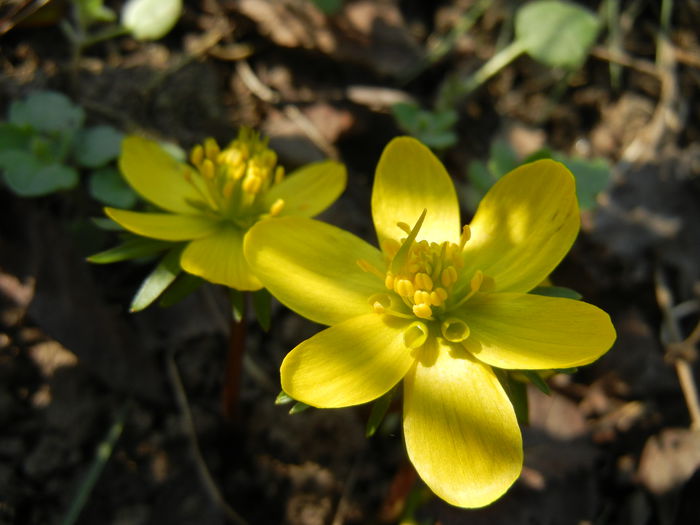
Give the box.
[218,147,244,167]
[397,222,411,234]
[395,279,414,298]
[269,198,285,216]
[414,272,433,291]
[229,163,246,180]
[274,166,285,184]
[470,270,484,292]
[368,293,392,314]
[201,158,215,180]
[222,178,236,198]
[429,290,445,306]
[381,238,400,258]
[404,321,429,348]
[384,272,395,290]
[441,266,458,287]
[441,318,470,343]
[413,290,431,306]
[242,175,262,194]
[459,224,471,249]
[204,137,220,160]
[412,303,433,319]
[190,144,204,167]
[436,287,449,300]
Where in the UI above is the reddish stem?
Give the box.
[221,296,247,420]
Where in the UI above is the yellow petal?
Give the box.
[119,136,202,213]
[244,217,385,326]
[459,293,616,369]
[181,225,262,290]
[264,160,346,217]
[403,339,522,508]
[105,208,218,241]
[281,314,415,407]
[463,159,580,293]
[372,137,461,247]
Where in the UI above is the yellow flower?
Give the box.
[105,128,346,290]
[244,137,616,507]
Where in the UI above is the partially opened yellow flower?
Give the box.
[244,137,616,507]
[104,128,346,290]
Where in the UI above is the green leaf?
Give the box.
[524,370,551,395]
[129,247,182,312]
[76,0,117,24]
[494,369,529,425]
[75,126,124,168]
[309,0,343,14]
[289,401,310,415]
[275,391,294,405]
[252,288,272,331]
[87,236,173,263]
[230,289,245,322]
[555,155,611,210]
[121,0,183,40]
[516,0,600,69]
[366,387,394,437]
[530,285,582,300]
[1,151,78,196]
[0,123,32,150]
[9,91,85,134]
[487,139,519,177]
[88,167,138,208]
[91,217,126,231]
[158,273,204,307]
[391,102,421,130]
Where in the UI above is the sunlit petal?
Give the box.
[244,217,386,326]
[372,137,461,247]
[105,208,218,241]
[458,293,616,369]
[181,225,261,290]
[403,339,522,508]
[281,314,414,407]
[462,160,580,293]
[264,160,346,217]
[119,136,203,213]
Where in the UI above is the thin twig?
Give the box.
[166,351,249,524]
[235,60,339,160]
[654,266,700,430]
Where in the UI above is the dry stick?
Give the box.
[166,350,249,525]
[654,266,700,430]
[235,60,339,160]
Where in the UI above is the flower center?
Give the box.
[358,210,493,348]
[184,127,285,228]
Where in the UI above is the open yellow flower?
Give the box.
[104,128,346,290]
[244,137,616,507]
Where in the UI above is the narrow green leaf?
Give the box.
[129,247,182,312]
[507,373,529,425]
[87,237,173,263]
[252,288,272,331]
[91,217,126,231]
[158,273,204,307]
[366,387,395,437]
[289,401,310,415]
[229,289,245,322]
[275,391,294,405]
[391,209,427,273]
[524,370,551,395]
[530,285,582,300]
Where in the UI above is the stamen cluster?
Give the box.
[186,128,285,226]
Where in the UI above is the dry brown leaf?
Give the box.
[637,427,700,494]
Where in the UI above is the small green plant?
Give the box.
[463,138,611,213]
[0,90,137,207]
[391,103,458,150]
[61,0,183,56]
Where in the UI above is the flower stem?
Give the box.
[222,292,247,420]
